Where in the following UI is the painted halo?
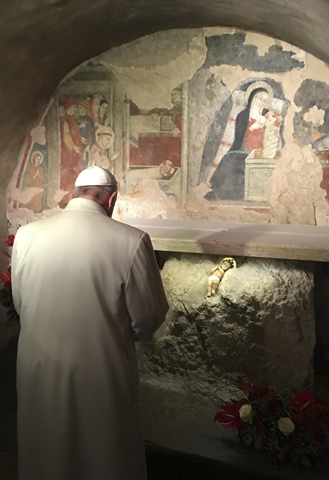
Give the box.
[31,151,44,165]
[220,257,237,268]
[244,81,274,108]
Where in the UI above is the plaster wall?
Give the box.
[6,28,329,231]
[1,0,329,260]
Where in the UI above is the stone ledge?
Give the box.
[122,219,329,261]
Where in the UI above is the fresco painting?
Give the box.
[7,28,329,227]
[197,79,287,202]
[26,151,44,212]
[127,85,183,201]
[57,94,117,206]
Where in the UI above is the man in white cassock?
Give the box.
[11,166,169,480]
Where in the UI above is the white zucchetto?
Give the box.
[75,166,117,187]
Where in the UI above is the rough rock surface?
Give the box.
[138,254,315,398]
[268,144,329,225]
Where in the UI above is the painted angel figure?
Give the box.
[207,257,236,297]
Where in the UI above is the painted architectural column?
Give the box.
[124,94,131,194]
[47,100,61,208]
[180,81,189,206]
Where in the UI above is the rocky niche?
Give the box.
[137,254,315,399]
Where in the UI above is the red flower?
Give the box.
[290,391,317,425]
[291,410,306,424]
[214,376,329,465]
[290,391,329,433]
[290,390,316,411]
[214,403,247,431]
[5,235,15,247]
[0,269,11,288]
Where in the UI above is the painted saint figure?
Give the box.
[99,99,110,127]
[167,87,183,132]
[60,97,83,201]
[89,94,102,130]
[129,159,175,197]
[27,151,44,212]
[88,126,117,170]
[76,100,96,169]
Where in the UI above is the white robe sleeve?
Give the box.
[125,233,168,341]
[11,229,21,316]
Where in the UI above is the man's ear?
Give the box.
[108,191,117,209]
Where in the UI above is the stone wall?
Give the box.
[138,254,315,398]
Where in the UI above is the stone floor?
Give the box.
[1,338,329,479]
[1,383,329,480]
[141,384,329,480]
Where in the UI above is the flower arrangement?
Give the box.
[213,373,329,468]
[0,234,19,322]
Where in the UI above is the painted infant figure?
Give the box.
[262,110,282,159]
[207,258,235,297]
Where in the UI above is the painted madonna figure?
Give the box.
[198,81,283,202]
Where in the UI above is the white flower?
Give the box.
[239,404,253,423]
[278,417,295,436]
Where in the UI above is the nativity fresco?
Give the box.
[197,79,287,202]
[7,28,329,228]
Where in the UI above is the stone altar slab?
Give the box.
[122,219,329,261]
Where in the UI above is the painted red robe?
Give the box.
[243,119,265,151]
[169,103,182,132]
[60,114,83,192]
